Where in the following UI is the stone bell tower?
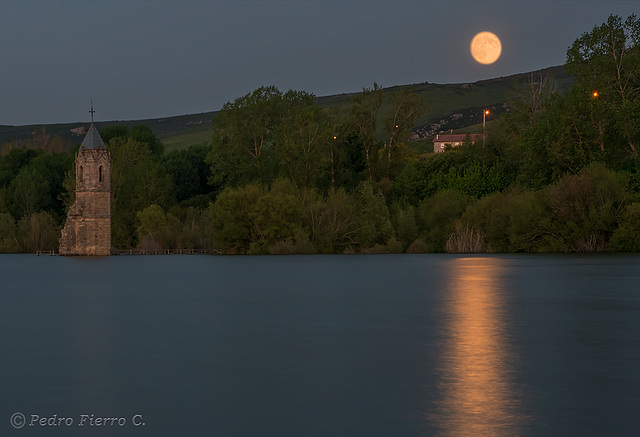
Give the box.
[59,104,111,256]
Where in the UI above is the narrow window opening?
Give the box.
[99,166,103,182]
[79,166,84,183]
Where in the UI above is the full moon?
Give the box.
[470,31,502,65]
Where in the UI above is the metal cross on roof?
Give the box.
[89,100,96,123]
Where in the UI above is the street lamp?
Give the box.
[483,109,490,142]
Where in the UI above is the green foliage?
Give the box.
[163,144,213,203]
[460,189,545,252]
[540,163,628,251]
[0,148,43,186]
[4,15,640,254]
[101,125,164,156]
[61,168,75,213]
[28,152,74,219]
[610,203,640,251]
[100,125,129,144]
[166,206,212,251]
[417,190,471,252]
[381,88,428,179]
[393,150,468,204]
[393,205,418,250]
[0,151,72,223]
[134,204,214,253]
[0,212,19,252]
[0,187,9,214]
[307,188,359,253]
[394,147,511,206]
[129,126,165,156]
[276,104,333,190]
[351,83,384,182]
[110,137,174,249]
[406,239,429,253]
[504,191,547,252]
[440,161,511,198]
[136,204,168,253]
[250,182,308,254]
[504,73,558,136]
[355,182,393,248]
[210,184,265,254]
[445,222,485,254]
[566,14,640,156]
[9,166,50,219]
[17,211,60,253]
[209,179,310,254]
[207,86,314,187]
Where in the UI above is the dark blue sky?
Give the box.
[0,0,637,125]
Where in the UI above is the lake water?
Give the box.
[2,254,640,436]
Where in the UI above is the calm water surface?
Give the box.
[2,254,640,436]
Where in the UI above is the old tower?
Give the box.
[59,106,111,256]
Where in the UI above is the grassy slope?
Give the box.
[159,122,213,153]
[0,65,571,153]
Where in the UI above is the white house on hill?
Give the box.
[433,133,483,153]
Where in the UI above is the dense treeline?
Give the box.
[1,14,639,254]
[0,125,216,253]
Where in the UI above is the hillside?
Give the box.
[0,65,571,153]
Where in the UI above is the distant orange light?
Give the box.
[485,110,490,115]
[333,136,337,140]
[593,91,599,98]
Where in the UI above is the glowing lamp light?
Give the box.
[593,91,599,98]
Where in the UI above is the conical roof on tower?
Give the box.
[81,101,106,150]
[81,123,107,150]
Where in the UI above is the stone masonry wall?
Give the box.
[59,148,111,256]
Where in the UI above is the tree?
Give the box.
[136,204,168,253]
[505,72,557,134]
[566,14,640,155]
[251,182,308,254]
[17,211,59,253]
[611,203,640,251]
[109,137,173,249]
[207,86,313,187]
[392,204,418,251]
[0,212,20,252]
[163,145,213,203]
[209,184,265,253]
[276,104,333,190]
[129,125,164,156]
[9,166,50,219]
[539,163,628,252]
[351,83,384,182]
[27,152,74,219]
[0,148,42,187]
[307,188,359,253]
[417,190,471,252]
[100,125,164,156]
[355,182,393,248]
[318,118,366,193]
[165,206,212,251]
[382,88,427,178]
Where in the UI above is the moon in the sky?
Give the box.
[470,32,502,65]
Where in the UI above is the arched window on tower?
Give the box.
[99,166,103,182]
[79,166,84,183]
